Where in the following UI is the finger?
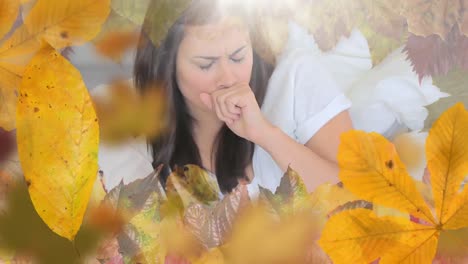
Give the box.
[199,93,213,110]
[215,91,240,121]
[212,93,234,124]
[226,98,242,116]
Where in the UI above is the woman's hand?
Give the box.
[200,83,274,143]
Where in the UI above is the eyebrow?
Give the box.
[193,45,246,60]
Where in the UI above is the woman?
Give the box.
[134,0,354,196]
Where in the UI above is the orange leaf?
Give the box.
[94,30,139,63]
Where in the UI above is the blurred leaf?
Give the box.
[361,0,407,40]
[16,44,99,240]
[359,22,406,65]
[0,183,104,264]
[223,205,319,264]
[92,79,166,143]
[436,227,468,261]
[142,0,190,47]
[403,0,461,39]
[307,183,360,229]
[296,0,364,51]
[94,30,139,63]
[92,9,139,43]
[0,0,20,40]
[111,0,150,26]
[426,69,468,129]
[0,128,14,163]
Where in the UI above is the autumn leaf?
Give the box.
[142,0,190,47]
[0,182,105,263]
[0,0,111,130]
[0,0,20,40]
[22,0,111,49]
[111,0,150,26]
[403,26,468,80]
[336,130,436,224]
[426,103,468,225]
[0,128,14,162]
[359,22,407,66]
[16,44,99,240]
[320,102,468,263]
[94,30,139,63]
[92,79,166,143]
[165,165,221,210]
[184,183,250,248]
[403,0,461,40]
[92,9,140,44]
[435,227,468,261]
[0,27,41,131]
[222,205,319,264]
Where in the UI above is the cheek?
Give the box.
[176,64,214,103]
[238,53,254,83]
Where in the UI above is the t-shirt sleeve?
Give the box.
[293,54,352,144]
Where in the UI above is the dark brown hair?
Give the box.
[134,0,273,193]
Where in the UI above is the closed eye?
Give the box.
[199,61,215,70]
[230,57,244,63]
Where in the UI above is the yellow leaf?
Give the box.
[444,185,468,230]
[380,228,439,264]
[165,165,220,207]
[338,130,436,224]
[193,248,225,264]
[426,102,468,224]
[319,208,435,264]
[0,0,19,40]
[224,206,318,264]
[308,183,359,229]
[16,44,99,240]
[0,27,42,131]
[23,0,111,49]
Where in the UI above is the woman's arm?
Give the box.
[200,83,354,192]
[253,110,354,192]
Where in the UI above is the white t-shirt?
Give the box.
[246,21,352,197]
[97,21,352,196]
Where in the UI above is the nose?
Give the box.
[216,60,236,89]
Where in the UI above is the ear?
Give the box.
[199,93,213,110]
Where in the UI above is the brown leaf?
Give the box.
[0,128,14,163]
[184,184,250,248]
[403,26,468,80]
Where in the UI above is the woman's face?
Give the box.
[176,17,253,115]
